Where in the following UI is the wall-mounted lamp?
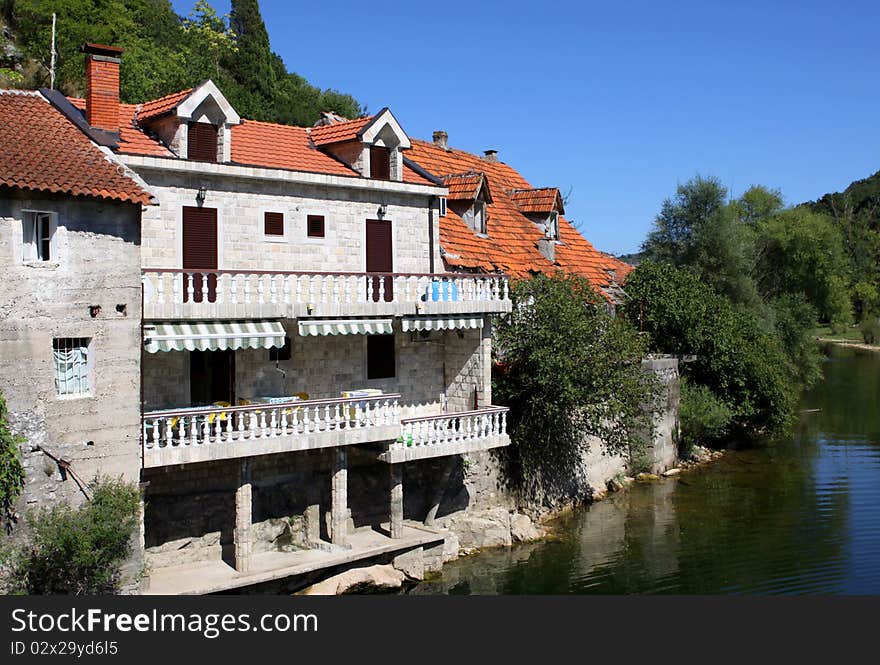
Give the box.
[377,204,387,218]
[196,186,207,206]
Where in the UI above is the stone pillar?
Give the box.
[330,448,348,547]
[304,502,321,546]
[481,321,493,406]
[234,460,252,572]
[390,463,404,539]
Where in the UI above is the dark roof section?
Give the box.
[40,88,119,148]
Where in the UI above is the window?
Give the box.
[438,197,447,217]
[53,338,92,396]
[547,211,559,240]
[22,211,55,262]
[473,200,487,235]
[307,215,325,238]
[367,335,395,380]
[188,122,218,162]
[269,336,292,362]
[264,212,284,236]
[369,146,390,180]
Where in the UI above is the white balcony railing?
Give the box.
[142,393,401,457]
[142,269,509,312]
[396,406,509,452]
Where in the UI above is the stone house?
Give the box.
[0,86,153,571]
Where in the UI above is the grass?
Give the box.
[810,325,865,342]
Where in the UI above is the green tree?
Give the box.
[0,391,25,533]
[493,273,656,505]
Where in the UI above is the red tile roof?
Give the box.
[137,88,193,122]
[407,139,630,292]
[511,187,564,214]
[0,90,153,205]
[443,172,491,201]
[309,116,373,146]
[69,97,175,157]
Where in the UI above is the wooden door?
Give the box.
[182,206,218,302]
[366,219,393,302]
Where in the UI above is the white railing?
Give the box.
[395,406,509,451]
[143,393,401,453]
[142,270,509,308]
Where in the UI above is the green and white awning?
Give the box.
[144,320,286,353]
[401,316,483,332]
[297,318,393,336]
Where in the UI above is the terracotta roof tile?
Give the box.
[407,138,630,293]
[309,116,373,146]
[443,172,485,200]
[231,119,358,175]
[137,88,193,122]
[68,97,175,157]
[511,187,564,214]
[0,90,153,205]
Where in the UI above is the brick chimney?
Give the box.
[433,130,448,150]
[482,149,498,162]
[81,43,123,133]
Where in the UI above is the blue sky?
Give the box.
[172,1,880,255]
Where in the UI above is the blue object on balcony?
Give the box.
[427,279,459,302]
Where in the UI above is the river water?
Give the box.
[410,345,880,595]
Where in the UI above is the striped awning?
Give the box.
[402,316,483,332]
[298,318,393,336]
[144,320,286,353]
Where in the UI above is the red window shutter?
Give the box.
[369,146,390,180]
[307,215,325,238]
[188,122,218,162]
[264,212,284,236]
[182,206,218,303]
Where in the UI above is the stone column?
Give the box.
[330,448,348,547]
[234,460,252,572]
[390,463,404,539]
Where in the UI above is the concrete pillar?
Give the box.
[234,460,252,572]
[390,463,404,539]
[481,321,493,406]
[304,503,321,546]
[330,448,348,547]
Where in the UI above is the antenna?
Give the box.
[49,13,56,89]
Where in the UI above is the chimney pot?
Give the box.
[81,43,123,134]
[483,149,498,162]
[433,130,448,150]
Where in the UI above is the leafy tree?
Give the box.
[0,391,25,533]
[678,379,732,455]
[493,273,657,505]
[623,261,797,437]
[4,476,140,594]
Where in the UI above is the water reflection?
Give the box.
[411,346,880,595]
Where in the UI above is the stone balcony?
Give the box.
[141,395,510,468]
[141,269,511,321]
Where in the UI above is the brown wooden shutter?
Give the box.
[264,212,284,236]
[188,122,218,162]
[182,206,218,302]
[369,146,390,180]
[307,215,325,238]
[365,219,393,302]
[367,335,395,379]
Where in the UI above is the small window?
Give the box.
[53,337,92,396]
[369,146,391,180]
[269,336,292,362]
[439,197,447,217]
[367,335,395,380]
[473,201,487,235]
[264,212,284,236]
[22,211,55,262]
[188,122,218,162]
[548,211,559,240]
[307,215,325,238]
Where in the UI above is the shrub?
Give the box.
[678,380,733,455]
[0,391,25,533]
[860,315,880,345]
[4,477,141,594]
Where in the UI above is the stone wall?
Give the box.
[0,192,144,590]
[138,170,443,276]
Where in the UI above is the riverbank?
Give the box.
[815,337,880,352]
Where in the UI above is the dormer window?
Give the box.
[439,197,447,217]
[547,211,559,240]
[188,122,218,162]
[370,146,391,180]
[473,200,487,235]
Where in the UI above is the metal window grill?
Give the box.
[53,337,90,396]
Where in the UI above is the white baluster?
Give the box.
[200,273,209,303]
[334,403,342,430]
[280,408,288,436]
[225,412,233,441]
[259,409,268,437]
[237,412,245,440]
[291,406,300,434]
[186,272,195,303]
[269,408,278,437]
[216,273,225,305]
[283,275,291,306]
[303,404,311,432]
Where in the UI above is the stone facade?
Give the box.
[0,192,145,589]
